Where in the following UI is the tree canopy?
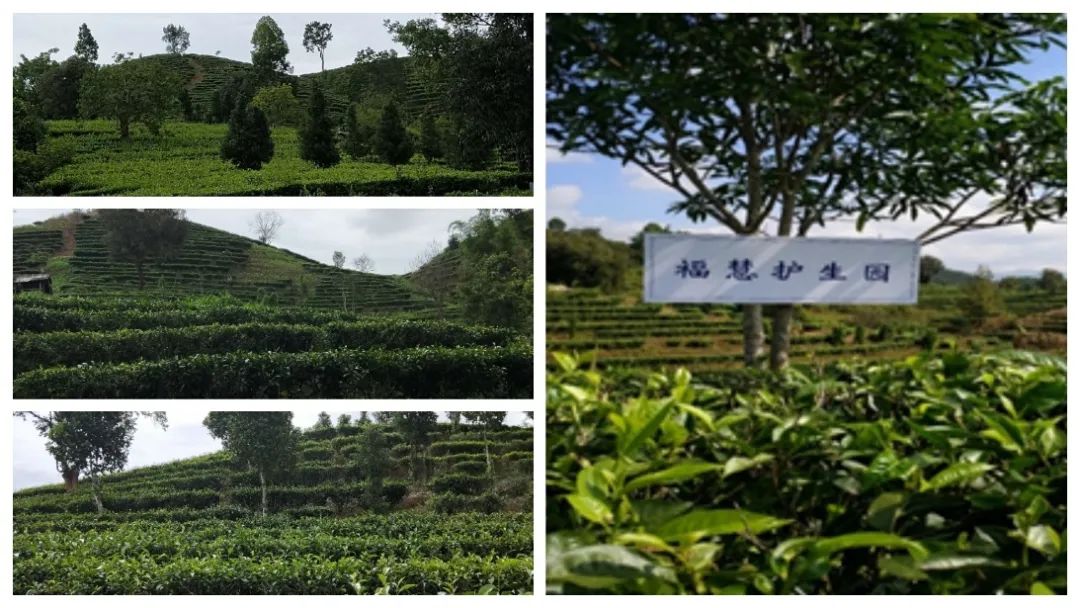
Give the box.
[162,24,191,54]
[98,209,188,289]
[303,21,333,72]
[74,23,98,62]
[251,16,291,82]
[203,411,299,516]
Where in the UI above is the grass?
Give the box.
[29,120,532,196]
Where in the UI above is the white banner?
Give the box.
[644,234,920,304]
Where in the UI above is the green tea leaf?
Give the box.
[656,508,791,541]
[567,494,613,525]
[921,462,994,492]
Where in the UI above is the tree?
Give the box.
[357,411,372,425]
[547,226,632,292]
[303,21,333,73]
[204,412,299,516]
[352,254,374,273]
[250,16,291,83]
[341,103,373,159]
[961,265,1004,327]
[390,14,533,171]
[374,101,413,168]
[313,411,332,429]
[162,24,190,54]
[331,250,346,268]
[462,411,506,473]
[390,412,439,481]
[548,14,1066,370]
[920,255,946,284]
[336,414,352,428]
[78,56,180,139]
[250,210,284,244]
[547,217,566,232]
[250,84,301,126]
[221,99,275,169]
[36,56,94,119]
[299,81,340,167]
[1038,268,1066,294]
[13,97,46,152]
[419,113,442,161]
[355,424,390,508]
[17,412,166,513]
[74,23,98,62]
[98,209,188,290]
[447,411,462,431]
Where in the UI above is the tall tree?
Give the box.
[250,16,291,83]
[332,251,346,269]
[221,98,274,170]
[548,13,1066,370]
[313,411,333,429]
[161,24,191,54]
[302,21,333,73]
[355,424,390,507]
[250,210,284,244]
[98,209,188,290]
[74,23,98,62]
[299,80,340,167]
[342,103,373,159]
[17,412,167,512]
[374,101,413,169]
[352,254,374,273]
[419,113,442,161]
[391,412,439,482]
[336,414,352,428]
[204,412,299,516]
[78,55,181,139]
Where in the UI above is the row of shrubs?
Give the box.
[13,344,533,398]
[14,320,517,373]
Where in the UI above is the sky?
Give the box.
[13,13,437,75]
[547,40,1067,277]
[14,209,478,275]
[13,411,532,490]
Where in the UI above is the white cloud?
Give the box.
[546,183,646,241]
[621,164,673,191]
[546,147,594,165]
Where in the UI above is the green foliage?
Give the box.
[250,16,291,82]
[13,513,532,594]
[375,101,413,167]
[74,23,98,62]
[1037,269,1065,295]
[250,83,301,126]
[961,267,1005,328]
[221,100,275,169]
[419,112,443,161]
[161,24,190,55]
[547,228,632,291]
[14,344,533,399]
[431,473,488,495]
[78,57,181,138]
[341,102,374,159]
[547,351,1066,594]
[36,56,94,119]
[98,209,188,290]
[451,210,534,331]
[302,21,333,72]
[204,411,299,515]
[13,97,46,152]
[299,80,340,167]
[919,256,946,284]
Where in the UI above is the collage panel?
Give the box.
[12,410,535,594]
[13,207,534,399]
[14,12,532,197]
[545,13,1067,595]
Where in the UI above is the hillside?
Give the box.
[13,420,534,594]
[14,211,440,314]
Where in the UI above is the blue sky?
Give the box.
[547,39,1066,276]
[14,411,532,490]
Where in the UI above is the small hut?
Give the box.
[14,273,52,295]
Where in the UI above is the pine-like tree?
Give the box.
[74,23,98,62]
[375,101,413,168]
[342,103,371,160]
[299,81,340,168]
[220,97,274,170]
[419,113,442,161]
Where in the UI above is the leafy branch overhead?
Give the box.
[547,13,1065,241]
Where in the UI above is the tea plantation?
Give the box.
[31,119,531,196]
[13,215,532,399]
[547,285,1066,371]
[14,422,534,594]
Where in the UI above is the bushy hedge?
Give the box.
[431,473,489,495]
[451,461,489,475]
[14,320,517,373]
[14,344,532,398]
[430,491,504,515]
[430,440,490,456]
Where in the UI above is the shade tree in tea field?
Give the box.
[16,411,167,513]
[303,21,333,73]
[161,24,190,55]
[204,411,300,516]
[74,23,98,62]
[98,209,188,290]
[547,13,1066,370]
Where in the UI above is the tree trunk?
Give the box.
[742,304,764,366]
[259,468,268,516]
[62,467,79,492]
[119,116,130,140]
[770,305,795,371]
[90,475,104,514]
[136,261,145,290]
